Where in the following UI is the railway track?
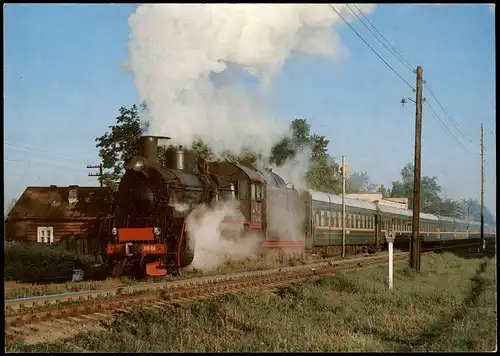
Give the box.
[4,243,480,345]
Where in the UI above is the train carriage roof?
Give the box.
[453,218,468,225]
[378,204,412,217]
[420,212,439,221]
[437,215,455,223]
[307,189,377,211]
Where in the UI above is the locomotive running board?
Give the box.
[146,262,167,276]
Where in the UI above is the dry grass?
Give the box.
[6,248,496,352]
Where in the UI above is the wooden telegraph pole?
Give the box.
[410,66,423,271]
[87,164,104,187]
[480,123,485,250]
[341,156,347,258]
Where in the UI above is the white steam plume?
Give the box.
[185,200,263,270]
[127,4,376,156]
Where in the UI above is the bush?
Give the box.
[4,242,97,283]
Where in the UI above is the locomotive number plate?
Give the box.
[141,244,165,254]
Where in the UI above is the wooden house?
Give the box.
[5,185,113,255]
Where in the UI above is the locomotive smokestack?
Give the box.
[140,135,171,165]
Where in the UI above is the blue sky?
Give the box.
[4,4,496,216]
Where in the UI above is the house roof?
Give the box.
[7,186,113,220]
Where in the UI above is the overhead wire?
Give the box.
[327,4,415,91]
[5,158,87,172]
[336,4,482,159]
[423,82,475,144]
[423,100,478,157]
[5,142,96,162]
[348,4,415,74]
[5,143,104,175]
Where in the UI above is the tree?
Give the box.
[431,198,462,218]
[464,198,496,225]
[389,162,444,215]
[95,105,147,190]
[377,184,391,198]
[270,118,341,193]
[347,172,378,193]
[5,198,17,219]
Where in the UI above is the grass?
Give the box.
[6,248,496,352]
[5,248,380,300]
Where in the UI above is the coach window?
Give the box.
[362,215,366,229]
[315,209,320,226]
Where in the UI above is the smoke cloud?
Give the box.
[127,4,376,157]
[185,200,263,270]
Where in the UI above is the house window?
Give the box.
[37,227,54,244]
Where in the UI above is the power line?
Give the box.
[348,4,415,73]
[328,4,415,91]
[5,142,96,162]
[342,4,484,159]
[423,100,478,157]
[423,82,474,144]
[5,158,87,172]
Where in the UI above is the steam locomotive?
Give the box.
[105,135,301,277]
[105,135,496,277]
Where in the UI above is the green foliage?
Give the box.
[4,242,96,282]
[347,172,378,193]
[271,118,341,193]
[95,105,146,190]
[377,184,391,198]
[5,198,17,218]
[463,198,496,225]
[390,162,459,217]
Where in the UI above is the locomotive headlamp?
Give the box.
[154,227,161,236]
[112,228,118,236]
[130,156,145,172]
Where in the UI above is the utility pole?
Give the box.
[341,156,346,258]
[480,123,485,250]
[411,66,423,271]
[87,164,103,187]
